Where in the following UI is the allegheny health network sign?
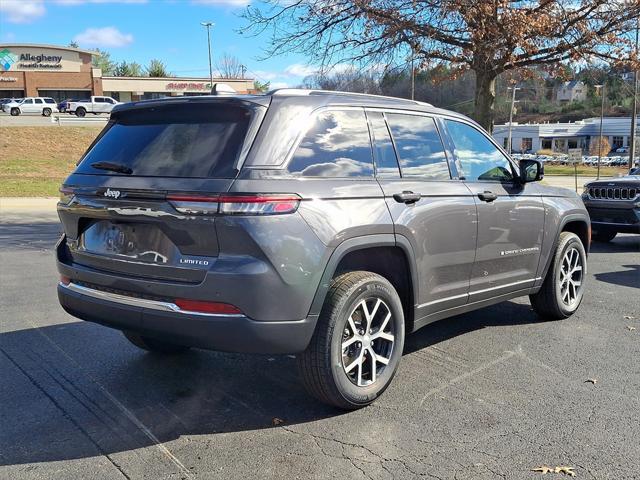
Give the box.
[0,48,63,71]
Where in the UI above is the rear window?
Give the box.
[76,102,261,178]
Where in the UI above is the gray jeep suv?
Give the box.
[56,89,590,409]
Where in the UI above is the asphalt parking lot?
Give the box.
[0,208,638,480]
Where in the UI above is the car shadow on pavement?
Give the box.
[404,300,539,355]
[0,300,542,468]
[589,234,640,254]
[594,264,640,289]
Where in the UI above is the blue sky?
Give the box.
[0,0,316,87]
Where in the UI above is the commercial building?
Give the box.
[493,117,639,153]
[0,43,254,102]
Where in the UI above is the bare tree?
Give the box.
[217,54,245,79]
[244,0,640,131]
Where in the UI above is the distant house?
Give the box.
[555,80,587,103]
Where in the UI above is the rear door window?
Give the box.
[287,109,374,177]
[76,102,262,178]
[386,113,450,180]
[367,111,400,178]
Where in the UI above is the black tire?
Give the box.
[592,229,617,242]
[42,108,52,117]
[75,107,86,118]
[298,271,405,409]
[10,107,19,116]
[59,107,66,113]
[123,331,190,354]
[530,231,586,320]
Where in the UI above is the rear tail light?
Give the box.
[174,299,242,315]
[60,275,71,285]
[218,194,300,215]
[167,193,300,215]
[166,194,219,214]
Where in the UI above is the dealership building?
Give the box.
[0,43,254,102]
[493,117,640,153]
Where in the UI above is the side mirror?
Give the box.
[519,159,544,183]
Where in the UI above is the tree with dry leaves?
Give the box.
[217,54,246,79]
[589,136,611,156]
[243,0,640,131]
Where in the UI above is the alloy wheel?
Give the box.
[559,247,583,309]
[341,297,395,387]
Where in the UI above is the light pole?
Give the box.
[506,86,520,154]
[410,50,415,100]
[200,21,215,88]
[595,84,605,179]
[629,16,639,170]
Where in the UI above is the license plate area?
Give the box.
[79,221,179,265]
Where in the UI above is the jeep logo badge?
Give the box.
[104,188,121,199]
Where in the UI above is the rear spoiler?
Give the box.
[110,95,271,117]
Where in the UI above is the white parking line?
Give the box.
[30,323,193,478]
[419,350,517,406]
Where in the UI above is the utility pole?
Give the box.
[410,50,415,100]
[506,86,520,154]
[629,17,639,170]
[241,64,247,79]
[595,84,606,179]
[200,21,215,87]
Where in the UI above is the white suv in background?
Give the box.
[6,97,59,117]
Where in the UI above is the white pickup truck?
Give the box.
[67,96,120,117]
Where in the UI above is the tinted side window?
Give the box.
[445,120,514,182]
[95,98,105,103]
[44,98,55,104]
[287,109,374,177]
[35,98,43,104]
[367,111,400,178]
[386,113,450,179]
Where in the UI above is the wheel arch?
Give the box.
[308,234,418,333]
[537,214,590,287]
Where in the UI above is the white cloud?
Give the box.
[73,27,134,48]
[284,63,317,77]
[191,0,250,6]
[270,81,290,89]
[0,0,45,24]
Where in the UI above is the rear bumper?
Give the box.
[58,282,317,354]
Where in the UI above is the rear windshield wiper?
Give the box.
[90,161,133,175]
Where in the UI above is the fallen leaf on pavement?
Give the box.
[555,466,576,477]
[532,465,576,476]
[271,417,285,426]
[584,378,597,384]
[626,326,636,331]
[533,466,554,474]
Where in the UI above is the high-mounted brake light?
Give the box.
[174,299,242,315]
[167,193,301,215]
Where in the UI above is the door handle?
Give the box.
[393,191,421,204]
[478,191,498,203]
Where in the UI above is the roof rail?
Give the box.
[268,88,433,107]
